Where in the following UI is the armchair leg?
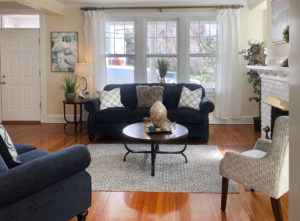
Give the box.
[77,210,88,221]
[270,198,283,221]
[250,188,255,192]
[221,177,229,211]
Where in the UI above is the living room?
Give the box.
[0,0,299,221]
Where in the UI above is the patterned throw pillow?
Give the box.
[136,86,164,108]
[0,125,21,168]
[178,86,202,110]
[98,88,124,110]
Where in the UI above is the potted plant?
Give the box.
[283,25,289,43]
[239,40,266,132]
[62,74,77,101]
[157,59,170,83]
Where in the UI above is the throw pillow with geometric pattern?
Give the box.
[178,86,202,111]
[98,88,124,110]
[0,124,21,168]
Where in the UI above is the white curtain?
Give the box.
[84,10,106,95]
[215,9,242,119]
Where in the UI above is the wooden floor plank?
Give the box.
[3,123,287,221]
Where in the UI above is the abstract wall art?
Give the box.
[51,32,78,72]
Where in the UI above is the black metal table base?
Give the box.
[123,141,188,176]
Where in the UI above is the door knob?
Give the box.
[0,81,6,85]
[2,75,5,78]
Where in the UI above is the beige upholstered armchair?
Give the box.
[219,116,289,221]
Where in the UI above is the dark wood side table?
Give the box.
[122,122,189,176]
[63,98,90,132]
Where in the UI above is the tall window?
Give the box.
[105,21,135,84]
[147,21,177,83]
[189,21,217,90]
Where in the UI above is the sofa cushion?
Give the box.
[19,149,50,163]
[0,155,8,173]
[0,125,21,168]
[95,107,132,124]
[98,88,124,110]
[178,86,202,110]
[130,108,150,122]
[168,108,204,124]
[136,85,164,108]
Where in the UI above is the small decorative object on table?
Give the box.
[150,101,170,131]
[75,63,94,99]
[61,74,77,101]
[157,59,170,83]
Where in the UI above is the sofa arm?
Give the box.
[84,98,100,113]
[0,145,91,207]
[13,143,36,154]
[200,97,215,113]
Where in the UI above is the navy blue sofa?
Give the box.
[85,83,215,142]
[0,143,91,221]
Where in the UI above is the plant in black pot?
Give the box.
[62,74,78,101]
[239,40,266,132]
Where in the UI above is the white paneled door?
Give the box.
[0,29,40,121]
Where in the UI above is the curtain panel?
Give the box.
[84,11,107,95]
[215,9,242,119]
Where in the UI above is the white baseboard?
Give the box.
[47,114,254,124]
[46,114,82,123]
[209,115,255,124]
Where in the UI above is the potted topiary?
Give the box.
[239,40,266,132]
[62,74,77,101]
[157,59,170,83]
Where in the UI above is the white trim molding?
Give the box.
[209,115,255,124]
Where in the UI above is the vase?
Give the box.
[65,92,76,101]
[160,77,165,83]
[150,101,170,130]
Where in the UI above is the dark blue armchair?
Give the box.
[0,143,91,221]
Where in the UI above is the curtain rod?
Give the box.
[81,5,244,11]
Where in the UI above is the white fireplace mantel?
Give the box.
[246,65,289,81]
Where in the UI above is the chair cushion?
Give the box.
[19,149,50,163]
[95,107,132,124]
[14,143,36,154]
[0,125,21,168]
[0,155,8,173]
[130,108,150,122]
[242,149,267,158]
[168,108,203,124]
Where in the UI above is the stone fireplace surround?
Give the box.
[246,65,289,138]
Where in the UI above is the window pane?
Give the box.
[147,57,177,83]
[105,21,134,55]
[190,21,217,54]
[106,57,134,84]
[2,15,39,29]
[190,57,216,89]
[147,21,177,55]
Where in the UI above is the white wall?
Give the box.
[289,0,300,220]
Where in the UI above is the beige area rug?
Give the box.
[86,144,239,193]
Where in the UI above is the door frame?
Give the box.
[0,13,46,123]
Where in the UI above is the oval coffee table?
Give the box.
[122,122,189,176]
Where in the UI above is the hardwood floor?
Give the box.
[3,123,288,221]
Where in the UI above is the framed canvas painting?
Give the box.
[51,32,78,72]
[272,0,289,44]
